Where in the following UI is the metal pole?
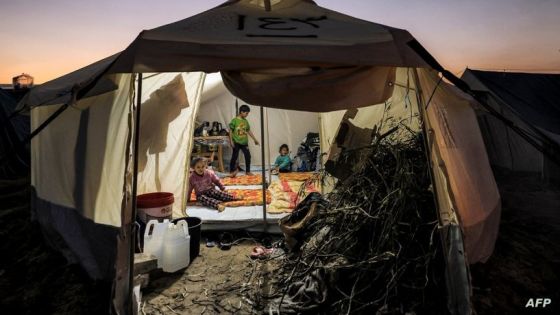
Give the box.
[24,103,69,142]
[260,105,268,232]
[412,68,471,315]
[128,73,143,313]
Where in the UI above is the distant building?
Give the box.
[0,73,36,101]
[12,73,34,90]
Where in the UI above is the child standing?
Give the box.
[229,104,259,177]
[272,144,292,174]
[188,157,235,211]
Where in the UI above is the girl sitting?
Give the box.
[272,144,292,175]
[187,157,235,211]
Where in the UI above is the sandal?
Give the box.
[250,246,274,259]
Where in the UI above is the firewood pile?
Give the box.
[248,128,446,314]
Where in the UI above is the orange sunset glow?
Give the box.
[1,0,559,84]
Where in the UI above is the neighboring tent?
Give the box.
[461,69,560,182]
[20,1,501,314]
[0,88,29,178]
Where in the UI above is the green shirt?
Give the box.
[229,117,250,145]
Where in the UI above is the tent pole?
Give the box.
[128,72,143,313]
[24,103,69,142]
[266,108,272,184]
[412,68,471,314]
[260,105,268,233]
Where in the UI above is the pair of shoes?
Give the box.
[246,172,255,176]
[229,169,238,178]
[250,246,274,259]
[219,232,234,250]
[217,204,225,212]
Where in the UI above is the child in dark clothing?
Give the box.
[188,157,235,212]
[229,105,259,177]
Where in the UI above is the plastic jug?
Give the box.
[162,219,191,272]
[143,219,170,268]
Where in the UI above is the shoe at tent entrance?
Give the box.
[17,0,551,314]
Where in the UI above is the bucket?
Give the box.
[173,217,202,263]
[137,192,174,223]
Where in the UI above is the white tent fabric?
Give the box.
[31,73,133,226]
[32,72,206,227]
[136,72,206,218]
[320,68,421,168]
[418,69,501,264]
[30,73,133,279]
[221,66,397,111]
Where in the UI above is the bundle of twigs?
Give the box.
[251,128,443,314]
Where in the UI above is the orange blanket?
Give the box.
[221,175,264,186]
[268,179,318,213]
[278,172,315,182]
[190,189,271,207]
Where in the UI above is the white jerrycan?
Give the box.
[143,219,170,268]
[162,219,191,272]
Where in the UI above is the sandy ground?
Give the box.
[141,239,279,315]
[0,178,112,315]
[2,172,559,314]
[471,173,560,314]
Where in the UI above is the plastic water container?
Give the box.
[172,217,202,263]
[137,192,174,223]
[162,220,191,272]
[143,219,170,268]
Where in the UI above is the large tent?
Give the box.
[20,0,501,313]
[461,69,560,182]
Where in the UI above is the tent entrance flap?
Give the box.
[221,66,396,112]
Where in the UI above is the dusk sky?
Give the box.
[1,0,559,83]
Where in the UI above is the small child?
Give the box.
[229,104,259,177]
[188,157,235,211]
[272,144,292,175]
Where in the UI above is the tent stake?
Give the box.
[260,105,268,233]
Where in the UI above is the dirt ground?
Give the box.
[470,173,560,315]
[141,238,279,315]
[0,178,112,315]
[2,172,559,314]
